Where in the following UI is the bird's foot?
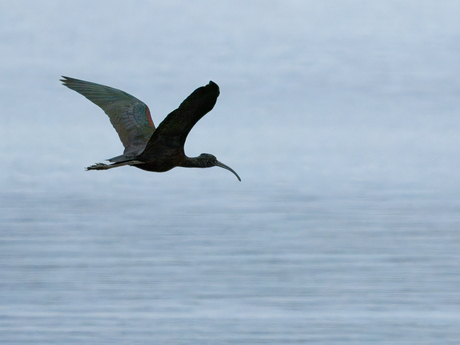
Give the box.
[86,163,109,171]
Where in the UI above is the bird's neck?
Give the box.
[181,156,208,168]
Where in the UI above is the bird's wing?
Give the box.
[143,81,219,152]
[61,76,155,157]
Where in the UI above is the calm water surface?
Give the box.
[1,184,459,344]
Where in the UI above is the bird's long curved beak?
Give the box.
[216,161,241,181]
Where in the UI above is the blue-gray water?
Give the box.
[1,1,460,344]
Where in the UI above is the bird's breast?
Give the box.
[136,146,185,172]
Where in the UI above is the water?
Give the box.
[2,188,460,344]
[1,1,460,344]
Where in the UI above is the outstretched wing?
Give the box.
[61,76,155,157]
[142,81,219,153]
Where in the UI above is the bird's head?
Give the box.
[198,153,241,181]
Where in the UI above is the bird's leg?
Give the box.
[86,163,111,170]
[86,160,144,171]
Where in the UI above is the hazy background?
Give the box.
[1,1,460,344]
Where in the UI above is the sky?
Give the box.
[1,0,460,196]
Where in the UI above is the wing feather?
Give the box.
[142,81,219,154]
[61,76,155,157]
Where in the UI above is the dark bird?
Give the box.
[61,76,240,181]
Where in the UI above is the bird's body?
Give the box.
[61,77,240,181]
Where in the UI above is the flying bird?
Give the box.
[61,77,240,181]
